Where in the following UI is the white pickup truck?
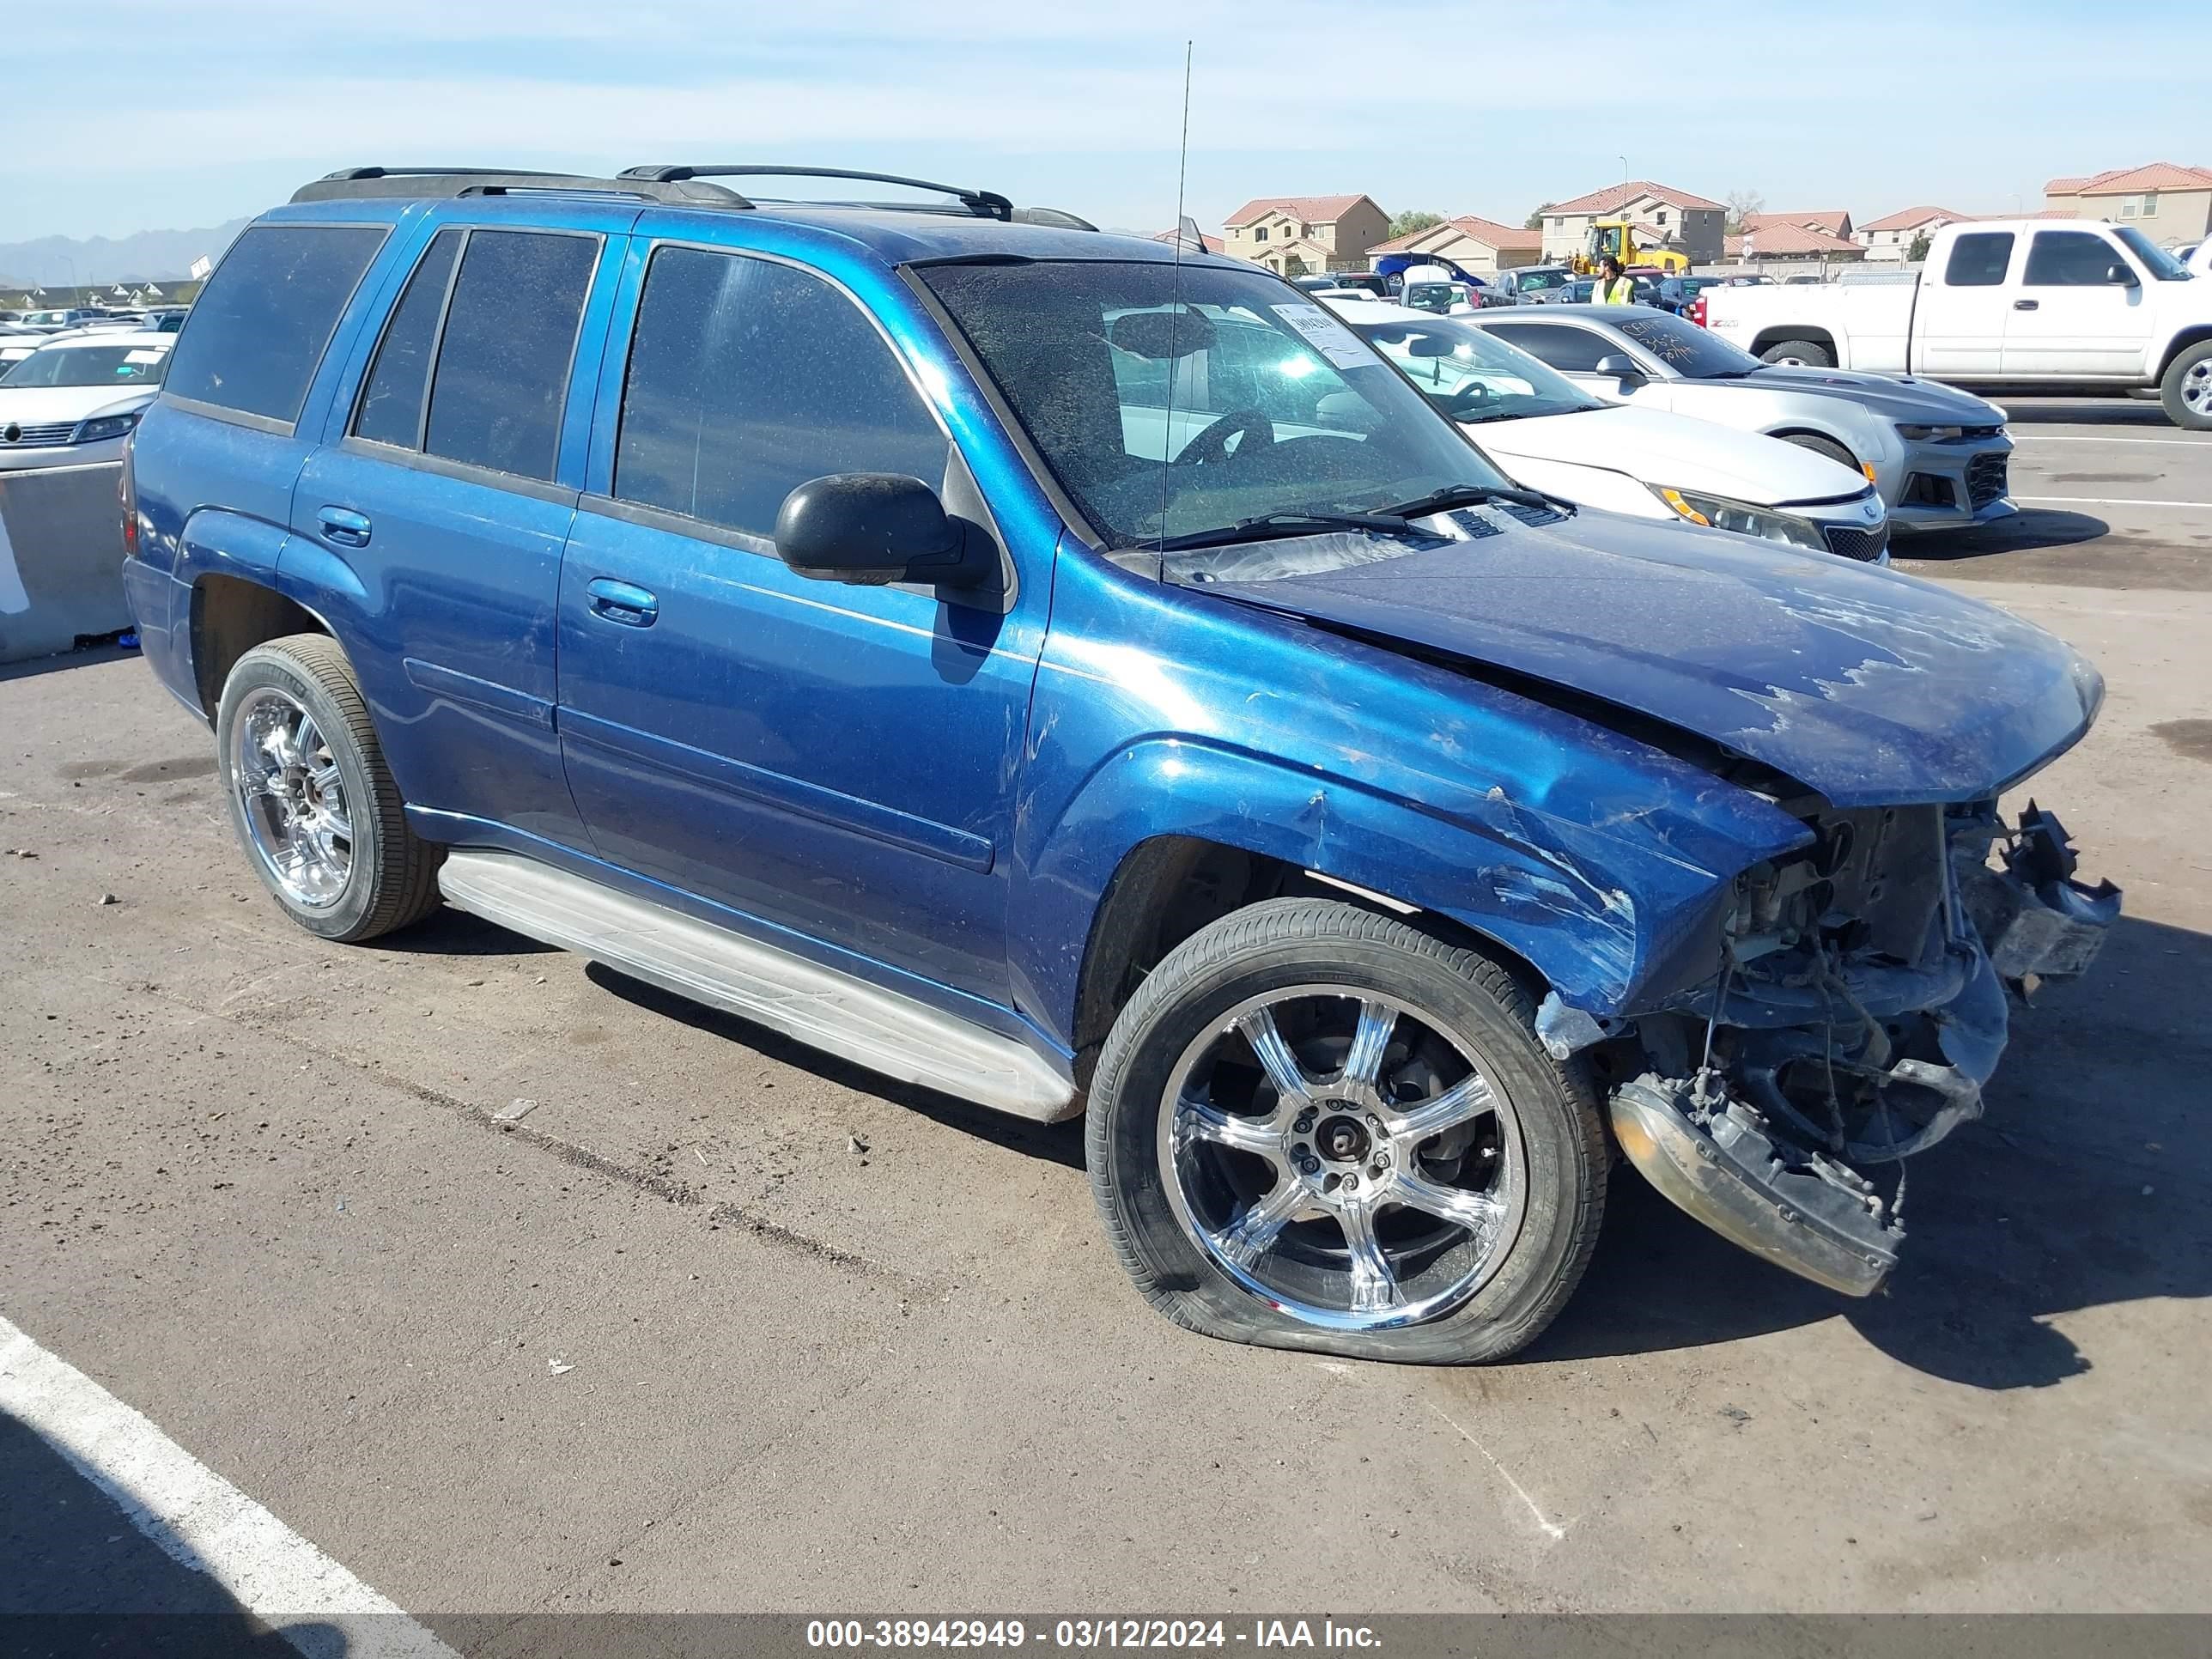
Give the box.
[1705,220,2212,428]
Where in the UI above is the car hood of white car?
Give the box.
[0,384,155,428]
[1469,404,1868,507]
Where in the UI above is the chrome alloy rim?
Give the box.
[229,687,353,908]
[2185,359,2212,417]
[1158,987,1527,1332]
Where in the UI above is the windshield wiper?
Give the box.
[1152,510,1423,553]
[1382,483,1566,517]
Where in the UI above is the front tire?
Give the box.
[2160,341,2212,430]
[216,633,442,943]
[1086,899,1607,1364]
[1760,338,1833,368]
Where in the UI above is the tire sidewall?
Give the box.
[1762,340,1832,368]
[216,647,386,941]
[1091,910,1599,1364]
[2161,343,2212,431]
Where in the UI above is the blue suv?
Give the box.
[122,165,2118,1363]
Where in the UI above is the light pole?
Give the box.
[1619,155,1630,181]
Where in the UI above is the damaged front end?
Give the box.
[1550,800,2119,1297]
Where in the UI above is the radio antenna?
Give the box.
[1158,39,1193,581]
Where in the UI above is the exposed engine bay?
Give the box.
[1544,800,2120,1295]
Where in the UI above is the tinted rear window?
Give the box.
[1944,232,2014,287]
[162,224,387,424]
[1484,323,1611,373]
[423,229,597,480]
[352,228,463,448]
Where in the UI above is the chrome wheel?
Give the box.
[2185,358,2212,418]
[229,685,353,908]
[1158,986,1526,1333]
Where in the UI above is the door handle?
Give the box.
[316,506,371,547]
[586,577,659,628]
[2013,299,2039,311]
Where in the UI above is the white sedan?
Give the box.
[0,331,171,471]
[1325,299,1893,562]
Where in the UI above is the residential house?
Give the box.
[1223,195,1390,276]
[1538,181,1725,266]
[1364,215,1542,276]
[2045,163,2212,246]
[1855,206,1978,262]
[1727,213,1866,270]
[1745,210,1853,241]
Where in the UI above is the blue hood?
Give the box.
[1201,509,2100,808]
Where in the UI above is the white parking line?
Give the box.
[2010,435,2212,446]
[0,1312,457,1658]
[2014,495,2212,509]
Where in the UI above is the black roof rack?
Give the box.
[291,165,1098,230]
[621,165,1016,222]
[290,167,750,208]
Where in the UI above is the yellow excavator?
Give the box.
[1571,219,1690,276]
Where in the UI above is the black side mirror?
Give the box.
[1592,353,1646,384]
[773,473,990,588]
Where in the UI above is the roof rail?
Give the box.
[289,167,751,208]
[621,165,1014,222]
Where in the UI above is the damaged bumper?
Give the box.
[1594,801,2118,1297]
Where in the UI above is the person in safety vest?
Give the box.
[1593,256,1636,305]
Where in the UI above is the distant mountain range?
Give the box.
[0,218,252,289]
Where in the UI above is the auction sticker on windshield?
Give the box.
[1271,303,1370,369]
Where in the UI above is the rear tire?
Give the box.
[1086,898,1607,1364]
[1760,338,1833,368]
[2160,341,2212,430]
[216,633,442,943]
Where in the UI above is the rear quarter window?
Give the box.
[1943,232,2015,288]
[162,224,388,425]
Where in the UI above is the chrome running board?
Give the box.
[438,850,1077,1123]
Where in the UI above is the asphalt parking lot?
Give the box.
[3,396,2209,1640]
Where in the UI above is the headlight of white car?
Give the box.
[71,410,143,445]
[1650,486,1826,550]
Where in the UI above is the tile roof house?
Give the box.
[1724,217,1866,264]
[1855,205,1978,261]
[1743,210,1854,240]
[1222,194,1390,275]
[2045,163,2212,244]
[1365,214,1543,275]
[1538,181,1725,265]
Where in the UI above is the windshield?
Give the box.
[2113,227,2190,281]
[0,343,168,388]
[1610,311,1765,377]
[920,258,1512,551]
[1516,270,1571,293]
[1402,281,1457,313]
[1347,313,1599,422]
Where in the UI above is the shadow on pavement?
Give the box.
[1896,508,2109,562]
[1996,398,2180,428]
[0,1406,341,1656]
[583,960,1087,1170]
[0,642,140,686]
[368,904,559,958]
[1530,913,2212,1389]
[1894,507,2212,592]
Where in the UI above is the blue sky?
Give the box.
[0,0,2201,244]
